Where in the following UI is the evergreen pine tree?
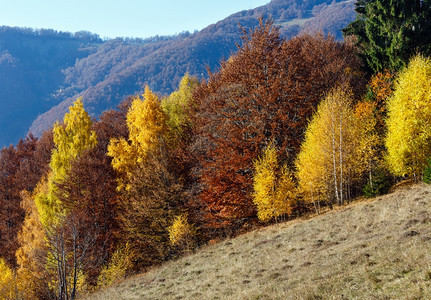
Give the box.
[344,0,431,72]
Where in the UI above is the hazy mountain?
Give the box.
[0,0,356,147]
[0,28,102,147]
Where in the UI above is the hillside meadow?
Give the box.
[88,182,431,299]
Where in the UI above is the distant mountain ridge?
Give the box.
[0,28,102,147]
[0,0,356,147]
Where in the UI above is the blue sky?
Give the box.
[1,0,270,38]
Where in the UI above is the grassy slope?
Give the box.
[88,183,431,299]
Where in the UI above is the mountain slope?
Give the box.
[0,28,101,146]
[88,182,431,299]
[0,0,356,146]
[29,0,355,139]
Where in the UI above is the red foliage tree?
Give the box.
[0,132,53,267]
[192,18,364,231]
[0,144,23,267]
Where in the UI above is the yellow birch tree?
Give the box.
[18,98,97,298]
[296,86,359,209]
[353,100,388,196]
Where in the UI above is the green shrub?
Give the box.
[423,158,431,184]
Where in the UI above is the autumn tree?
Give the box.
[97,243,133,289]
[44,212,99,300]
[15,182,51,299]
[0,257,16,299]
[353,101,381,191]
[349,70,395,196]
[108,87,168,189]
[108,86,190,270]
[0,134,47,268]
[162,73,199,136]
[366,70,395,133]
[168,214,195,252]
[35,98,97,228]
[252,143,295,222]
[0,145,25,268]
[54,103,130,287]
[192,18,364,230]
[386,55,431,179]
[19,98,99,299]
[0,130,54,298]
[161,74,201,230]
[44,100,133,295]
[117,143,186,270]
[296,86,360,209]
[55,148,120,289]
[0,130,55,297]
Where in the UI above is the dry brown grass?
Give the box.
[86,183,431,299]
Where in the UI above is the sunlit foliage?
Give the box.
[36,98,97,227]
[168,214,195,251]
[386,55,431,179]
[296,86,360,208]
[252,143,295,222]
[108,87,168,189]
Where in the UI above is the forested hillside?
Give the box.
[0,0,356,146]
[4,0,431,299]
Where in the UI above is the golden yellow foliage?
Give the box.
[128,87,168,156]
[0,258,16,300]
[386,55,431,178]
[36,98,97,227]
[15,184,50,299]
[168,214,195,248]
[51,98,97,181]
[97,243,133,289]
[161,73,199,135]
[296,86,359,207]
[353,101,381,180]
[108,86,168,189]
[252,144,295,222]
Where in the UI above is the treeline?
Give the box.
[2,0,431,297]
[0,26,101,41]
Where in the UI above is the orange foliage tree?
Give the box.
[192,18,364,231]
[0,133,53,268]
[368,69,395,132]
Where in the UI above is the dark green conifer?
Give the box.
[344,0,431,73]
